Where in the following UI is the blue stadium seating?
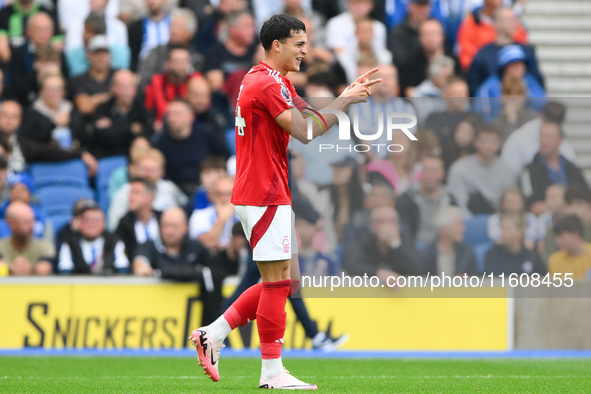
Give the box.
[463,214,492,246]
[29,160,88,188]
[36,186,94,216]
[473,241,494,273]
[96,156,128,213]
[0,219,10,238]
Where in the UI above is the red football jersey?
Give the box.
[231,62,302,206]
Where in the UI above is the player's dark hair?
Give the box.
[565,184,591,205]
[129,177,156,195]
[553,214,585,238]
[260,14,306,51]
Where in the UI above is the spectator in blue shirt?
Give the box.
[475,44,546,121]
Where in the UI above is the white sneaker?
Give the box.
[189,327,224,382]
[259,368,318,390]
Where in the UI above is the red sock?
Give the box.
[223,282,263,330]
[257,279,291,359]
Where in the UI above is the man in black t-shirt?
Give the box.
[70,35,115,116]
[203,10,258,92]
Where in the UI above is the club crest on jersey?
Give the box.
[281,85,292,106]
[282,236,290,253]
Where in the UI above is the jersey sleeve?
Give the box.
[257,77,293,118]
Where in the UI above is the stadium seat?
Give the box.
[473,242,494,274]
[463,214,492,246]
[36,186,94,216]
[29,160,88,188]
[96,156,128,213]
[0,219,10,238]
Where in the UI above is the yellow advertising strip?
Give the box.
[0,282,509,351]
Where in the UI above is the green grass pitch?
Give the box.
[1,356,590,393]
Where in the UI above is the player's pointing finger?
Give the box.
[358,67,380,80]
[362,78,382,87]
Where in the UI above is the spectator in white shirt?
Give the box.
[58,200,129,275]
[64,0,127,53]
[325,0,388,56]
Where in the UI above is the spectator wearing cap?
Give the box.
[549,215,591,279]
[156,99,229,196]
[89,70,153,159]
[57,200,129,275]
[387,0,432,73]
[397,156,457,245]
[325,0,387,57]
[0,201,55,276]
[345,205,425,280]
[421,206,478,275]
[64,0,128,55]
[502,102,576,176]
[144,45,201,128]
[189,175,238,252]
[448,123,517,216]
[55,198,96,251]
[317,156,365,252]
[457,0,527,71]
[0,0,61,64]
[138,8,204,88]
[0,173,52,241]
[475,44,546,121]
[132,207,214,323]
[65,11,130,78]
[70,35,116,117]
[521,122,591,215]
[108,148,188,230]
[116,177,161,257]
[127,0,171,72]
[467,7,543,96]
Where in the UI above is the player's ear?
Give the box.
[273,39,282,53]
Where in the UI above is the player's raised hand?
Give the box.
[354,67,380,85]
[341,76,382,103]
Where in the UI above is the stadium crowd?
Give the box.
[0,0,590,293]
